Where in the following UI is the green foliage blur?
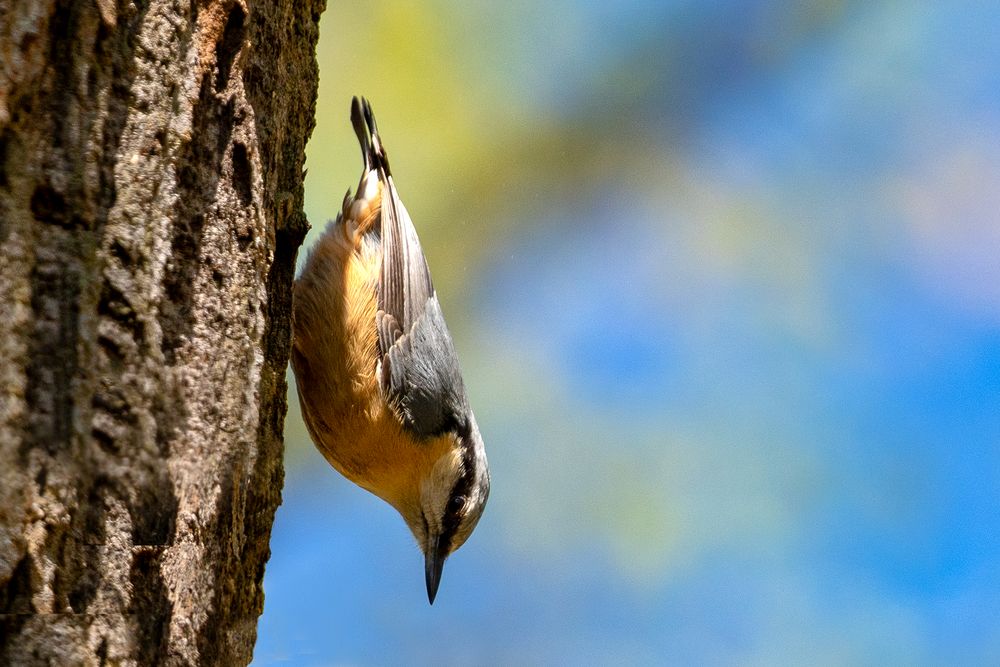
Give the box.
[262,1,1000,664]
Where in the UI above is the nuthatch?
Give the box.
[291,97,490,604]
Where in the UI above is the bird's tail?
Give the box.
[351,96,391,177]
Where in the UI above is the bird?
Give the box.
[291,97,490,604]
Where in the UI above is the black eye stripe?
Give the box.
[438,422,477,551]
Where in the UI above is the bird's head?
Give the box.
[396,413,490,604]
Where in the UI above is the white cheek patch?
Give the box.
[419,448,463,533]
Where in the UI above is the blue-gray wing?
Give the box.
[376,180,467,438]
[377,176,433,335]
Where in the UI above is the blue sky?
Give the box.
[255,2,1000,664]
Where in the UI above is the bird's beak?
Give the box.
[424,534,446,605]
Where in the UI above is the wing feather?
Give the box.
[352,97,468,438]
[378,179,433,332]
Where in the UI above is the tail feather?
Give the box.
[350,97,371,172]
[350,96,391,176]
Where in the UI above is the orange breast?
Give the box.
[291,186,452,514]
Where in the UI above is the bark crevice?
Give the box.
[0,0,325,663]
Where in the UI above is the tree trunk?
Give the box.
[0,0,322,663]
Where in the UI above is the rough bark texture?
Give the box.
[0,0,323,663]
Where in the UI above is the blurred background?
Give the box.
[254,1,1000,664]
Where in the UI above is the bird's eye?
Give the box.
[448,495,466,512]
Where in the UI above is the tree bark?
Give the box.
[0,0,323,663]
